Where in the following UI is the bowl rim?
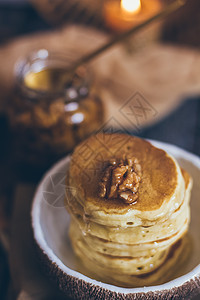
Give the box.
[31,139,200,295]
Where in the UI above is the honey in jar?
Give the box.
[7,49,104,167]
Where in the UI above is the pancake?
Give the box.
[68,169,190,261]
[65,168,192,246]
[71,236,190,288]
[68,134,185,226]
[69,207,189,256]
[65,133,193,287]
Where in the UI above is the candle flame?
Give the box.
[121,0,141,14]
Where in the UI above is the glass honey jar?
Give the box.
[7,49,104,167]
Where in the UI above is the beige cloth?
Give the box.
[0,25,200,131]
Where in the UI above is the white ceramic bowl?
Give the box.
[31,140,200,299]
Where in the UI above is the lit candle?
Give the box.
[121,0,141,16]
[103,0,162,32]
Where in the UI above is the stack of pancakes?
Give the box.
[65,134,192,287]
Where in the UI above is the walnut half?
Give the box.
[99,156,141,204]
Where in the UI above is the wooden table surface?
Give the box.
[0,2,199,300]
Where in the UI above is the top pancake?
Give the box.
[69,133,184,217]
